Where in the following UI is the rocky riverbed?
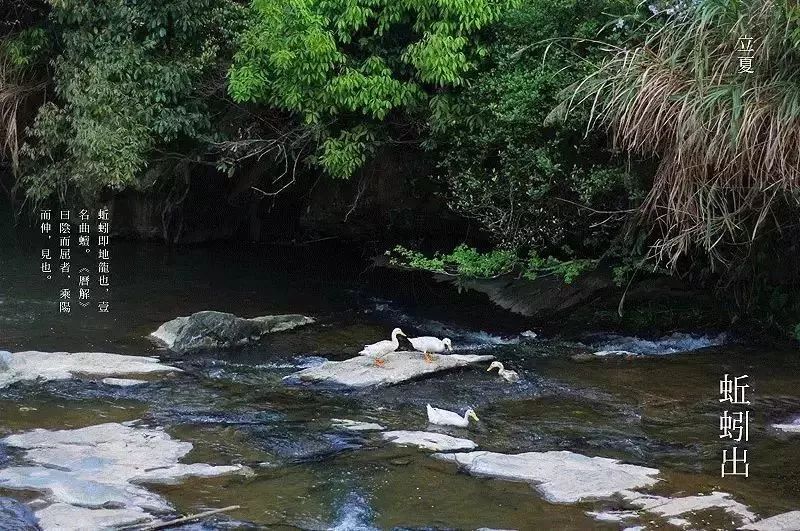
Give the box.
[1,328,799,530]
[1,244,799,530]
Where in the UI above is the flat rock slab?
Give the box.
[623,490,756,525]
[435,450,659,503]
[0,351,179,389]
[0,422,247,530]
[35,503,150,531]
[286,352,494,388]
[150,310,314,354]
[382,431,477,452]
[742,511,800,530]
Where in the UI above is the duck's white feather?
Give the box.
[409,336,451,353]
[359,339,395,357]
[359,327,405,359]
[499,369,520,383]
[488,361,520,383]
[426,404,471,427]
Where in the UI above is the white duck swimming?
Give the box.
[359,327,406,367]
[408,336,452,363]
[487,361,520,383]
[426,404,479,427]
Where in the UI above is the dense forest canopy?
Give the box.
[2,0,800,335]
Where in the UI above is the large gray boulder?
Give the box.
[150,310,315,354]
[285,352,494,388]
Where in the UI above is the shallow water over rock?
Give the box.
[0,422,248,528]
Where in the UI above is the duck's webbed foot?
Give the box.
[373,358,386,367]
[423,352,435,363]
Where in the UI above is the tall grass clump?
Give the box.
[0,27,48,179]
[571,0,800,271]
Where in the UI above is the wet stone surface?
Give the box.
[151,311,315,354]
[286,352,495,388]
[0,422,248,529]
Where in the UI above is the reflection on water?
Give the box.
[1,242,800,529]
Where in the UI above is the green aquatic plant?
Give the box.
[390,244,596,284]
[390,244,516,278]
[523,252,595,284]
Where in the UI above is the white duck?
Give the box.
[408,336,452,363]
[426,404,479,428]
[359,327,406,367]
[487,361,520,383]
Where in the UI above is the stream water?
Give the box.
[1,241,799,530]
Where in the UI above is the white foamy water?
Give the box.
[591,332,727,356]
[772,417,800,433]
[330,492,377,531]
[367,299,520,351]
[212,356,328,371]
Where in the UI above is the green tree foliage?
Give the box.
[430,0,644,260]
[4,27,48,67]
[228,0,518,178]
[20,0,245,201]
